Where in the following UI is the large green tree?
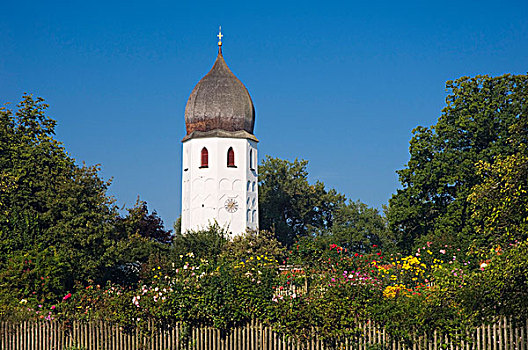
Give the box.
[0,95,120,297]
[0,95,173,304]
[388,74,528,252]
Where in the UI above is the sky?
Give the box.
[1,0,527,229]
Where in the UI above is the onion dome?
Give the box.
[183,43,256,142]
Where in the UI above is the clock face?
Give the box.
[224,198,239,213]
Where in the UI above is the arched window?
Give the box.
[227,147,235,167]
[249,149,254,170]
[200,147,208,168]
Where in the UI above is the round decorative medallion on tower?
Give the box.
[184,46,255,139]
[181,29,259,237]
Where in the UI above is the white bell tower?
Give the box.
[181,30,258,236]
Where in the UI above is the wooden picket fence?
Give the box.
[1,318,527,350]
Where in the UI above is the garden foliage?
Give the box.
[11,234,528,347]
[1,73,528,347]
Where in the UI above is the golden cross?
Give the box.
[217,26,223,47]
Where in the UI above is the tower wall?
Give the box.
[181,137,258,237]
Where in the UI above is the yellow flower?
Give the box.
[383,284,408,298]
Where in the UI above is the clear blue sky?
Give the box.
[2,0,527,229]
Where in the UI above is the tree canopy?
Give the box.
[388,74,528,252]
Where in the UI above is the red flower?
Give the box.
[63,293,72,301]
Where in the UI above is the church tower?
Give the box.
[181,31,259,236]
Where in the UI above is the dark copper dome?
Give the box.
[184,48,255,139]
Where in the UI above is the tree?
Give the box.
[0,95,125,293]
[0,95,171,303]
[258,156,345,246]
[388,74,528,252]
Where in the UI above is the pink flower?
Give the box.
[440,249,446,254]
[51,305,56,310]
[63,293,72,301]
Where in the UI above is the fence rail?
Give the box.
[1,318,527,350]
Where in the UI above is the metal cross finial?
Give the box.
[217,26,223,47]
